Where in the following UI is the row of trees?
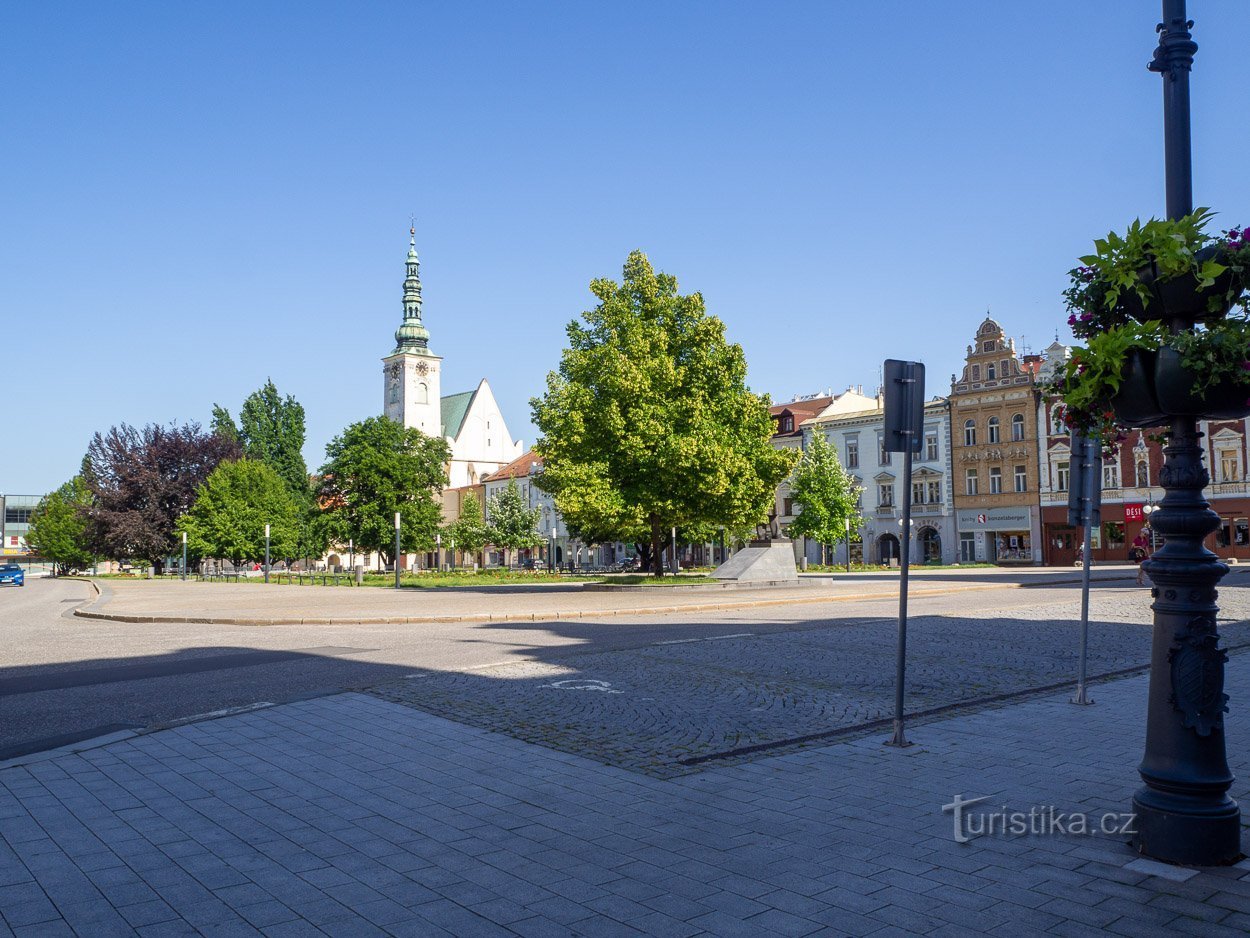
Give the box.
[29,252,862,577]
[26,383,565,574]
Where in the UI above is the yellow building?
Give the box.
[949,317,1043,564]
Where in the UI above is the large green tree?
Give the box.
[786,433,864,563]
[318,416,450,565]
[178,460,300,568]
[26,477,94,574]
[447,491,489,563]
[485,481,543,566]
[531,250,796,576]
[212,380,309,497]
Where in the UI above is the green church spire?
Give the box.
[393,227,432,354]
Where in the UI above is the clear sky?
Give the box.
[4,2,1249,495]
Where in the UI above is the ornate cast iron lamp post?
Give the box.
[1132,0,1240,865]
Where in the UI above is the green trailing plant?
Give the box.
[1050,321,1165,442]
[1169,317,1250,399]
[1065,209,1242,338]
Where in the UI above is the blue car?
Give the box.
[0,564,24,587]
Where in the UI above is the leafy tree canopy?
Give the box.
[26,477,94,574]
[531,250,796,574]
[447,491,489,557]
[213,380,309,497]
[178,459,300,566]
[485,481,544,554]
[317,416,450,563]
[82,422,241,567]
[786,432,864,549]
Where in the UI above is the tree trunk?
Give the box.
[650,514,664,579]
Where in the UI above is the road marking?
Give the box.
[653,632,754,646]
[540,679,623,693]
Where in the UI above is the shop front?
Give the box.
[955,507,1040,565]
[1042,503,1141,566]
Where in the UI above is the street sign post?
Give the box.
[882,359,924,748]
[1068,431,1102,706]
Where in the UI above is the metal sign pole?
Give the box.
[884,359,921,749]
[1073,457,1095,704]
[889,436,915,747]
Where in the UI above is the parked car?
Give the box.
[0,564,25,587]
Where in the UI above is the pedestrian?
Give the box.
[1132,528,1151,586]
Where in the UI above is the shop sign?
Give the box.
[1124,503,1144,522]
[956,507,1033,531]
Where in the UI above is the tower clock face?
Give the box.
[416,361,430,376]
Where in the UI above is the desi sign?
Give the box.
[1124,503,1144,522]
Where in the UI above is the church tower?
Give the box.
[382,228,443,436]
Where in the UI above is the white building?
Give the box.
[801,389,956,566]
[382,229,524,488]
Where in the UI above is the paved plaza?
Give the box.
[4,572,1250,935]
[3,647,1250,935]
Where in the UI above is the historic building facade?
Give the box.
[800,389,956,566]
[949,317,1044,564]
[381,229,523,489]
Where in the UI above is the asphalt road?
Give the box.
[5,572,1250,765]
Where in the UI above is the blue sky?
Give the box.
[4,2,1249,494]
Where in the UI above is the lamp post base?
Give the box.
[1131,787,1241,866]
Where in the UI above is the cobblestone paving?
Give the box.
[370,586,1250,778]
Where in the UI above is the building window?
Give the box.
[1103,463,1120,489]
[1014,464,1027,493]
[416,382,428,404]
[989,467,1003,494]
[846,438,859,468]
[965,469,978,496]
[971,365,981,382]
[925,433,938,461]
[1051,406,1065,436]
[783,498,794,516]
[927,480,941,504]
[986,363,997,380]
[983,340,994,352]
[964,420,976,446]
[1136,458,1149,487]
[879,484,894,507]
[1011,413,1025,442]
[913,482,925,504]
[1219,448,1241,483]
[4,506,34,525]
[780,415,794,433]
[1000,359,1010,378]
[987,416,1000,444]
[878,433,890,465]
[1057,461,1070,492]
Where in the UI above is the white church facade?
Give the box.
[381,229,523,489]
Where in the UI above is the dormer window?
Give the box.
[781,416,794,433]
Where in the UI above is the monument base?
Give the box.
[711,540,798,583]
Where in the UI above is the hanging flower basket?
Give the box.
[1109,348,1169,427]
[1153,345,1250,421]
[1129,245,1239,324]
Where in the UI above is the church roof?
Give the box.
[440,389,477,439]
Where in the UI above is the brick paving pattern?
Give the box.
[369,590,1250,777]
[2,649,1250,935]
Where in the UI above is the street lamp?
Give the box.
[348,538,354,572]
[264,524,270,584]
[550,526,558,574]
[436,532,442,573]
[394,512,401,589]
[671,526,678,577]
[1142,502,1158,551]
[181,531,187,582]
